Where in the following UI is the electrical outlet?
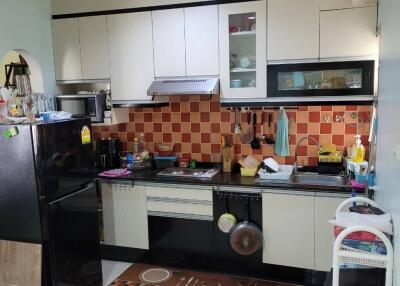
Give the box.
[324,115,330,122]
[394,144,400,161]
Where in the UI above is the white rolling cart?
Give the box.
[332,197,394,286]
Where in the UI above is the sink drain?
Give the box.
[139,268,172,283]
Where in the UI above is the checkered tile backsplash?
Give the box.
[92,95,371,166]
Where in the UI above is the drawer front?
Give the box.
[146,184,212,202]
[147,199,213,217]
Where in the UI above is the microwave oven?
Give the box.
[56,93,106,123]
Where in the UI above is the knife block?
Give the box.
[222,146,234,173]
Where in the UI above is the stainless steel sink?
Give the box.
[291,173,349,186]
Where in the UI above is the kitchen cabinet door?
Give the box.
[267,0,320,61]
[314,195,347,271]
[107,12,155,102]
[320,0,377,10]
[101,183,149,249]
[219,1,267,101]
[79,16,110,79]
[262,192,315,269]
[52,19,82,81]
[185,5,219,76]
[320,6,378,59]
[152,9,186,77]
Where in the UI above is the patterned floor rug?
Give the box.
[109,263,298,286]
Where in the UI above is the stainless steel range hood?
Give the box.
[147,77,220,98]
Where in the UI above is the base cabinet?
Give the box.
[262,191,348,271]
[314,195,347,271]
[101,182,149,249]
[262,192,315,269]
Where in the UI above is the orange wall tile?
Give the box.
[93,96,371,166]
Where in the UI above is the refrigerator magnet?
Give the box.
[2,127,19,139]
[81,125,91,145]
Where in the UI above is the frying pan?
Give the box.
[229,198,263,256]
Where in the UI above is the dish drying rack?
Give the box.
[332,197,393,286]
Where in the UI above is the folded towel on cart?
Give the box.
[330,212,393,235]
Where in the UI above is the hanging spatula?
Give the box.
[250,112,260,149]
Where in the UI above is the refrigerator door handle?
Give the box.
[49,182,96,205]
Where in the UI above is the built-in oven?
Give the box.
[56,93,106,123]
[213,188,263,265]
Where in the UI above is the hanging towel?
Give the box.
[275,108,290,156]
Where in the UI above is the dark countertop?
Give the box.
[97,168,359,194]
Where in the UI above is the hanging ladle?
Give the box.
[266,112,275,145]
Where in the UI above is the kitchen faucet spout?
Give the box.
[293,136,322,174]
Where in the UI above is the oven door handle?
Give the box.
[148,211,213,221]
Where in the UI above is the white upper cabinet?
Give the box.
[152,9,186,77]
[219,1,267,100]
[320,6,378,59]
[184,5,219,76]
[52,19,82,81]
[79,16,110,79]
[107,12,155,102]
[267,0,320,61]
[320,0,377,10]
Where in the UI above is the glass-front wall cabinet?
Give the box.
[229,12,257,88]
[267,61,374,97]
[219,1,266,100]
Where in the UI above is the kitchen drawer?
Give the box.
[146,184,212,202]
[147,199,213,217]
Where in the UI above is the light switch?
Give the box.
[394,144,400,161]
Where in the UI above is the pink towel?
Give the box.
[99,168,131,177]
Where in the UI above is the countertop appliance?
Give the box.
[95,137,121,170]
[157,167,220,178]
[0,118,102,286]
[56,92,106,123]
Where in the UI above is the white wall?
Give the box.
[376,0,400,285]
[0,0,56,96]
[52,0,213,14]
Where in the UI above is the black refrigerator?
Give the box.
[0,118,102,286]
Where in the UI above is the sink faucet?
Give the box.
[293,136,322,174]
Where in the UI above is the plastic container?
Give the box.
[154,155,177,169]
[0,100,7,120]
[133,137,139,154]
[258,165,293,180]
[355,174,367,184]
[240,167,258,177]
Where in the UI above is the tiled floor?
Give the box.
[104,262,299,286]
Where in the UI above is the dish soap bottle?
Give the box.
[351,135,365,163]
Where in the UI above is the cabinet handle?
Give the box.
[148,211,213,221]
[147,196,212,205]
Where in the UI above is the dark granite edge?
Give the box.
[96,169,359,194]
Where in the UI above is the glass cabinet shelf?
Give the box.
[229,12,257,89]
[267,61,374,97]
[229,31,257,36]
